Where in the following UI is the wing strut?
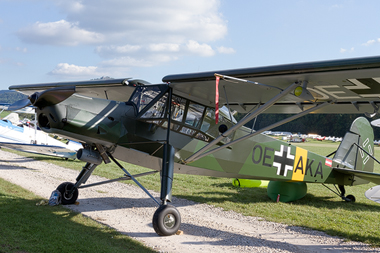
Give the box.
[184,81,301,163]
[184,102,330,163]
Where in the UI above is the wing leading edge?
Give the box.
[9,78,151,102]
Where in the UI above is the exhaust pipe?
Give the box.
[77,148,103,165]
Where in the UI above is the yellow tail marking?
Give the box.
[291,147,308,181]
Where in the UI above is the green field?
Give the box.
[0,178,155,253]
[1,140,380,249]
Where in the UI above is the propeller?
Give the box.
[7,98,32,111]
[8,86,75,111]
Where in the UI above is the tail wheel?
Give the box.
[345,194,356,203]
[57,182,78,205]
[152,205,181,236]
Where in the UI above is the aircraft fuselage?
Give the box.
[35,88,358,187]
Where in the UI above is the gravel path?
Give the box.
[0,149,378,253]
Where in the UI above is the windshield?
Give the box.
[129,85,168,116]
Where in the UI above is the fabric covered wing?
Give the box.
[163,56,380,114]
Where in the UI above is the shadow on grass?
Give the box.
[0,190,155,253]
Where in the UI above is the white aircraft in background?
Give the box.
[0,111,80,159]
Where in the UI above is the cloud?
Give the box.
[186,40,215,57]
[148,43,181,53]
[49,63,103,78]
[15,47,27,53]
[19,0,226,47]
[362,38,380,46]
[340,47,354,53]
[18,1,231,78]
[217,46,235,54]
[17,20,104,46]
[95,45,142,58]
[57,0,227,44]
[101,57,154,68]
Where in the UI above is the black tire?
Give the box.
[56,182,78,205]
[345,194,356,203]
[152,205,181,236]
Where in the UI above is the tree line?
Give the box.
[0,90,27,104]
[239,113,380,140]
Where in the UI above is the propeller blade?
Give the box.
[7,98,32,111]
[33,86,76,109]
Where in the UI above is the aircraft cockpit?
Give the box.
[129,85,236,142]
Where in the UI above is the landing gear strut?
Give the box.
[323,184,356,202]
[152,144,181,236]
[152,87,181,236]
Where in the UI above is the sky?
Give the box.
[1,0,380,90]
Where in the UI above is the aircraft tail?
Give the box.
[333,117,374,174]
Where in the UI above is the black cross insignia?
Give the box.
[273,145,294,177]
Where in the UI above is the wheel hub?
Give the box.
[164,214,176,229]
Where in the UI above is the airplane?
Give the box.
[7,55,380,236]
[0,111,80,159]
[316,136,326,141]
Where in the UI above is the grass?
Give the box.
[0,178,155,253]
[0,111,10,118]
[2,140,380,248]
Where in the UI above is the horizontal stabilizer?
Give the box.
[333,167,380,185]
[0,142,77,159]
[365,185,380,204]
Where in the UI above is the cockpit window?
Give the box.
[132,87,235,142]
[129,85,168,116]
[140,93,168,119]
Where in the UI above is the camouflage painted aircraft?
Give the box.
[7,55,380,236]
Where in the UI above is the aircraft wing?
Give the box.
[333,167,380,185]
[8,56,380,114]
[163,56,380,114]
[9,78,151,102]
[0,142,77,159]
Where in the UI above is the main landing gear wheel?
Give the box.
[56,182,78,205]
[344,194,356,202]
[152,205,181,236]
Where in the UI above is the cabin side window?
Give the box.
[185,102,205,129]
[201,107,234,139]
[171,95,187,122]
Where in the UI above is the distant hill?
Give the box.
[0,90,27,104]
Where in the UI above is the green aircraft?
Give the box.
[7,56,380,236]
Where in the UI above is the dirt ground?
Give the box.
[0,149,378,253]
